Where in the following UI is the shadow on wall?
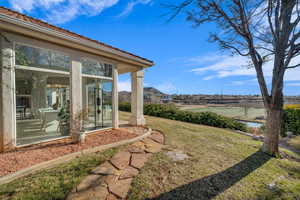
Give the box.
[147,151,271,200]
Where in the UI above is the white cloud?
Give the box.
[187,54,227,66]
[155,82,177,94]
[8,0,119,24]
[229,78,258,86]
[189,53,300,83]
[202,75,215,80]
[118,79,131,92]
[117,0,152,17]
[287,82,300,87]
[9,0,64,12]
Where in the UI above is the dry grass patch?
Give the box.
[288,136,300,151]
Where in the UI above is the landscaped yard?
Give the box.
[120,112,300,200]
[0,112,299,200]
[181,105,265,121]
[0,148,122,200]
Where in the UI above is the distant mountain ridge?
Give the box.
[119,87,167,103]
[119,87,300,106]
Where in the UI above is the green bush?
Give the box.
[283,109,300,135]
[119,103,247,132]
[119,102,131,112]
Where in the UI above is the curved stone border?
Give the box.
[67,130,165,200]
[0,127,152,186]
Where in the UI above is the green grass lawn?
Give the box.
[119,112,300,200]
[1,112,299,200]
[0,148,121,200]
[182,106,265,121]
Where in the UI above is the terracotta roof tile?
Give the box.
[0,6,153,64]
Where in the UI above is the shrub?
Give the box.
[284,104,300,110]
[119,103,247,132]
[283,109,300,135]
[119,102,131,112]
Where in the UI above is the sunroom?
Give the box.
[0,7,153,151]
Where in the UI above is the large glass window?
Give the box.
[15,69,70,145]
[81,58,112,77]
[15,44,70,72]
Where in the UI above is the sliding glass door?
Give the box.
[82,77,112,131]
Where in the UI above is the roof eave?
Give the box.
[0,13,154,68]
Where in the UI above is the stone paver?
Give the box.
[76,174,103,192]
[105,175,119,186]
[106,193,119,200]
[127,144,145,153]
[142,138,163,153]
[91,161,118,175]
[119,166,139,180]
[145,142,162,153]
[110,151,131,170]
[108,178,133,199]
[149,131,164,144]
[165,151,189,161]
[130,153,151,169]
[67,130,165,200]
[67,185,108,200]
[128,141,146,152]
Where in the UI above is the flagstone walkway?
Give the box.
[66,130,165,200]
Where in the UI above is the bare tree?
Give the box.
[167,0,300,156]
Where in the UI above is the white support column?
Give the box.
[130,70,145,126]
[0,35,16,151]
[70,56,82,142]
[112,65,119,129]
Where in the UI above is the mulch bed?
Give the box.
[0,128,138,177]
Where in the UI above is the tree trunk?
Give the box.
[261,107,282,156]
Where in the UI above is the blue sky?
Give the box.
[1,0,300,95]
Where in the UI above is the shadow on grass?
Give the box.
[148,151,271,200]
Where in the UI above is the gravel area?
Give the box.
[0,127,144,177]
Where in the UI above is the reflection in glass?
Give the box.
[102,80,112,127]
[81,58,113,77]
[15,44,70,72]
[15,69,70,145]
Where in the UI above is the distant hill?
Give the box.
[119,87,300,106]
[144,87,166,96]
[119,87,167,103]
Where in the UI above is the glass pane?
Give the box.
[81,58,113,78]
[15,69,70,145]
[15,44,70,72]
[102,80,112,127]
[104,64,112,77]
[81,58,105,77]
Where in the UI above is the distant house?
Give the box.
[161,95,173,104]
[0,7,154,152]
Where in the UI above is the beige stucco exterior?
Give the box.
[0,14,153,151]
